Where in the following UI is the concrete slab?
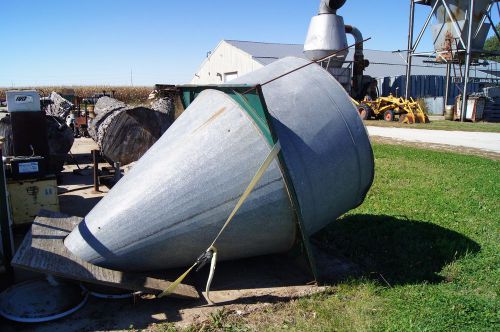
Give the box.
[366,126,500,155]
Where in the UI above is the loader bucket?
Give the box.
[399,113,416,124]
[416,112,430,123]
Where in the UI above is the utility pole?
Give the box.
[130,69,133,87]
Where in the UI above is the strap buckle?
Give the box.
[195,249,213,272]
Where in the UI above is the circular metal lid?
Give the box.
[0,279,88,323]
[84,283,142,299]
[90,290,142,300]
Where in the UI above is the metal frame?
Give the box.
[405,0,500,121]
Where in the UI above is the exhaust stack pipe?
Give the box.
[345,24,369,99]
[319,0,347,14]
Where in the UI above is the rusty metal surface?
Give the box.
[429,0,492,55]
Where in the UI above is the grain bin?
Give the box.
[64,57,374,272]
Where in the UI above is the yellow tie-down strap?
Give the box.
[158,142,282,302]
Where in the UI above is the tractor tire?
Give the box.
[358,104,371,120]
[384,110,395,122]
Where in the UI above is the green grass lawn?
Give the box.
[156,144,500,332]
[295,145,500,331]
[364,120,500,133]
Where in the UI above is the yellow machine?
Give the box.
[7,176,59,226]
[354,94,430,124]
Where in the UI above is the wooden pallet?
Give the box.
[11,210,199,300]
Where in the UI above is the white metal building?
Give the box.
[191,39,500,85]
[191,40,303,84]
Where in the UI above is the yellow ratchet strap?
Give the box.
[158,142,281,301]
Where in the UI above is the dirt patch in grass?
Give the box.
[370,136,500,161]
[3,250,361,332]
[145,284,383,332]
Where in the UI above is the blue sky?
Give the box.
[1,0,498,87]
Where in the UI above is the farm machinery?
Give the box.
[354,95,430,124]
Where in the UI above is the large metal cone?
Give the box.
[65,89,296,271]
[66,57,374,272]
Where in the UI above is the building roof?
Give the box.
[225,40,305,65]
[224,40,500,79]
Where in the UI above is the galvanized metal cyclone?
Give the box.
[427,0,493,53]
[65,56,374,272]
[303,12,348,65]
[230,57,374,235]
[65,89,296,271]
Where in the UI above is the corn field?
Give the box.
[0,86,153,104]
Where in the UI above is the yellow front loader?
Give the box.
[353,94,430,124]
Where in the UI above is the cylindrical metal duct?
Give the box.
[345,24,369,99]
[345,25,363,56]
[319,0,347,14]
[65,57,374,272]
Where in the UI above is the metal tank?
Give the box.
[65,57,374,272]
[65,89,297,271]
[304,0,369,98]
[304,0,349,67]
[425,0,492,55]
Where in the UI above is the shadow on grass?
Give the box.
[312,214,481,285]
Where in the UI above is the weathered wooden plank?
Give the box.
[11,210,199,299]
